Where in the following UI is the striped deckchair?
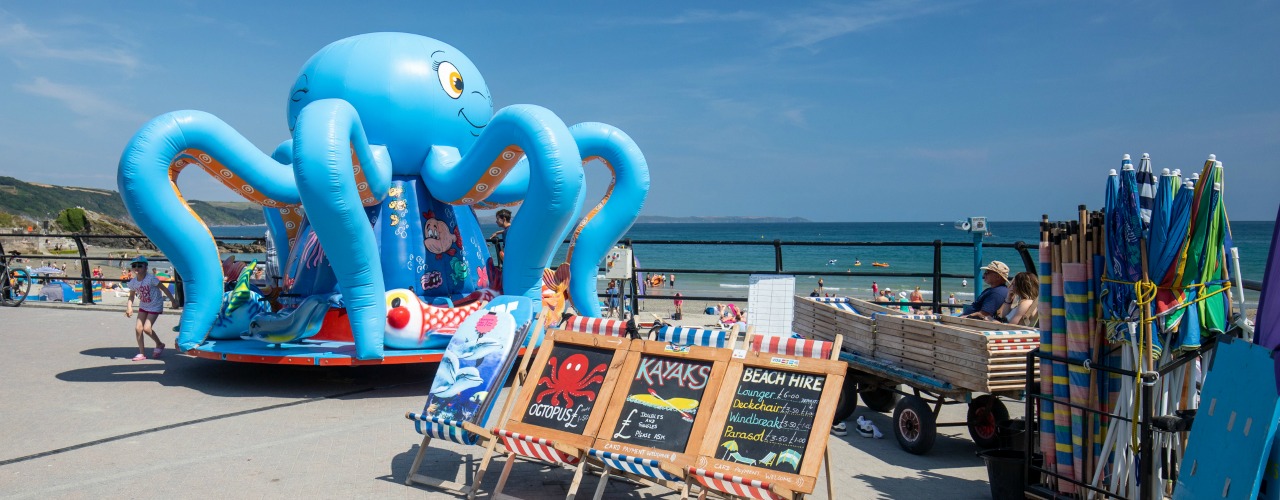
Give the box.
[735,332,840,500]
[470,315,632,499]
[651,324,736,348]
[563,315,631,338]
[485,429,583,498]
[406,306,547,496]
[585,449,683,500]
[685,468,782,500]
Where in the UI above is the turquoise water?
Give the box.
[213,220,1273,306]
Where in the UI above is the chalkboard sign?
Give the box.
[696,351,846,495]
[503,329,631,451]
[593,340,731,474]
[717,365,825,472]
[521,343,615,434]
[610,354,713,451]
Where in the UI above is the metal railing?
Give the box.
[616,238,1040,317]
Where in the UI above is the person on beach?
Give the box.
[124,256,175,361]
[673,292,683,320]
[909,286,924,313]
[605,280,620,318]
[669,274,675,287]
[809,289,820,297]
[871,281,879,298]
[961,261,1010,321]
[998,272,1040,327]
[897,291,910,313]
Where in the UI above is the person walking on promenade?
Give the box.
[124,256,175,361]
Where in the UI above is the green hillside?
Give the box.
[0,176,264,227]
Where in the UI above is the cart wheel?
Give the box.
[832,369,859,423]
[893,395,936,455]
[860,386,899,413]
[966,395,1010,449]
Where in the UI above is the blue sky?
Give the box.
[1,1,1276,222]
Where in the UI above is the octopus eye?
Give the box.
[436,61,464,99]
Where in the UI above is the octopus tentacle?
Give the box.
[563,123,650,316]
[291,98,394,359]
[421,104,584,311]
[118,110,300,351]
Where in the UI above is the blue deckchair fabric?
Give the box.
[588,449,682,482]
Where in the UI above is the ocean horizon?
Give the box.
[212,220,1273,308]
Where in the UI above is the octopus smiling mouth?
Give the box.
[458,109,487,137]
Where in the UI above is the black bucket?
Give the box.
[978,449,1026,500]
[997,419,1027,451]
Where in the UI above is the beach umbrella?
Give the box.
[1102,161,1146,345]
[1165,156,1231,351]
[1256,203,1280,392]
[1137,153,1157,231]
[1149,172,1191,342]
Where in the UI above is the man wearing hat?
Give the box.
[961,260,1011,321]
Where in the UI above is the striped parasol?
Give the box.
[1136,153,1158,230]
[1038,233,1057,476]
[1050,232,1075,493]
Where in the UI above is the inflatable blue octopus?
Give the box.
[118,33,649,359]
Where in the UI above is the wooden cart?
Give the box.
[793,296,1038,455]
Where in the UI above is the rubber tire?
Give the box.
[831,369,859,423]
[860,386,899,413]
[1,268,30,307]
[966,395,1010,449]
[893,395,937,455]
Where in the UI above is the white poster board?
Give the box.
[747,274,795,337]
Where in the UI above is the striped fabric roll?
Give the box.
[812,296,847,303]
[655,326,727,348]
[1037,242,1057,475]
[587,449,681,482]
[405,413,479,446]
[1064,263,1091,486]
[563,316,629,337]
[1051,261,1075,493]
[687,468,780,500]
[750,335,833,360]
[868,312,938,321]
[831,302,858,313]
[494,429,581,465]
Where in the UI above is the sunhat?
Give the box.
[130,256,149,266]
[898,291,907,299]
[981,261,1010,282]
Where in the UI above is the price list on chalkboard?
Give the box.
[609,354,713,452]
[716,365,826,473]
[521,344,614,435]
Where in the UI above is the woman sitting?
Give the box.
[997,272,1040,327]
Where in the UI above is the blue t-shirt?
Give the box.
[962,284,1009,318]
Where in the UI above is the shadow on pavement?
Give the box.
[855,470,992,499]
[57,347,439,400]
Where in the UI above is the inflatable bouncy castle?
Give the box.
[118,33,649,363]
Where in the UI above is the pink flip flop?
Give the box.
[152,343,165,359]
[131,354,147,362]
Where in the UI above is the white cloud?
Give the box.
[766,0,966,51]
[15,77,147,124]
[0,12,140,72]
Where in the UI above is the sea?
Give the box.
[211,220,1274,308]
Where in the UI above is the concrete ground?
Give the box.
[0,303,997,499]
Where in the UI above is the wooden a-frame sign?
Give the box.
[694,349,846,497]
[591,338,733,477]
[500,329,631,452]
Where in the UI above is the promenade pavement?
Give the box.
[1,303,995,499]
